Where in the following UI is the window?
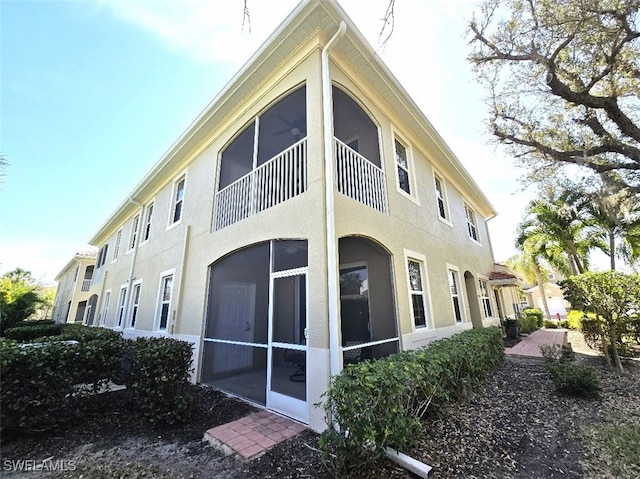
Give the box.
[479,279,493,318]
[143,202,153,242]
[100,290,111,326]
[394,138,411,194]
[171,177,185,224]
[129,214,140,251]
[129,282,142,328]
[96,245,109,268]
[73,266,79,282]
[448,269,464,323]
[157,273,174,331]
[117,286,127,328]
[434,175,449,220]
[407,259,428,328]
[465,204,479,242]
[113,229,122,261]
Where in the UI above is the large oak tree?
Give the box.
[469,0,640,192]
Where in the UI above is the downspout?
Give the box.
[123,197,143,327]
[321,21,433,479]
[322,20,346,377]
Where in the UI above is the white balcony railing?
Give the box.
[335,138,387,213]
[214,138,307,230]
[81,279,92,292]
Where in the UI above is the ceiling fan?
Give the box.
[273,113,306,137]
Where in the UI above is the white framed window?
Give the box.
[156,271,174,331]
[96,245,109,268]
[100,290,111,326]
[465,204,480,242]
[112,229,122,261]
[407,258,429,329]
[170,176,186,225]
[117,285,127,328]
[478,278,493,318]
[448,267,464,323]
[142,202,154,243]
[434,174,450,222]
[394,138,412,195]
[128,281,142,329]
[128,214,140,251]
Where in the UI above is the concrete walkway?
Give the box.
[203,410,306,459]
[505,328,568,359]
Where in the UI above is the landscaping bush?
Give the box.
[523,308,544,328]
[566,310,587,330]
[518,314,538,334]
[540,344,600,397]
[3,323,66,342]
[543,320,559,329]
[319,327,504,476]
[125,337,195,424]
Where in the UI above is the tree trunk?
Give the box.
[566,240,585,274]
[609,231,616,271]
[608,320,624,372]
[534,265,552,320]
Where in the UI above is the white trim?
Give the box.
[155,268,176,332]
[140,200,155,246]
[403,249,433,331]
[433,170,452,226]
[112,229,123,263]
[464,203,482,245]
[167,172,187,230]
[116,284,128,329]
[446,264,465,324]
[391,131,419,205]
[127,213,140,253]
[477,275,496,320]
[127,279,143,330]
[100,289,112,326]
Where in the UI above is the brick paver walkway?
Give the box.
[505,328,568,358]
[203,410,306,459]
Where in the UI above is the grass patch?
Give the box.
[582,412,640,479]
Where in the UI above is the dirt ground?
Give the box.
[2,330,639,478]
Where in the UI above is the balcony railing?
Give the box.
[214,138,307,230]
[81,279,92,292]
[335,138,387,214]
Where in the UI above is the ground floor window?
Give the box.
[448,268,464,323]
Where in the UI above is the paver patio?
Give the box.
[505,328,568,358]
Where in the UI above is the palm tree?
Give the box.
[517,189,605,276]
[506,246,552,320]
[585,187,640,270]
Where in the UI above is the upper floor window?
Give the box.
[172,177,185,224]
[479,279,493,318]
[129,214,140,251]
[448,268,464,323]
[113,229,122,261]
[407,259,428,329]
[394,139,411,195]
[96,245,109,269]
[434,175,449,221]
[465,204,479,242]
[143,202,154,242]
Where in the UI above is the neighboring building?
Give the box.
[489,264,524,319]
[524,269,572,319]
[52,251,98,324]
[76,0,518,431]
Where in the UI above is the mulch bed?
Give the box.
[2,344,639,478]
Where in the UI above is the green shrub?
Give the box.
[0,327,126,433]
[523,308,544,328]
[566,310,587,330]
[518,314,538,334]
[3,323,66,342]
[125,337,194,424]
[319,327,504,476]
[546,362,601,397]
[544,320,559,329]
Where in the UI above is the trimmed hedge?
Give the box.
[523,308,543,328]
[0,327,195,433]
[3,323,67,342]
[319,327,504,475]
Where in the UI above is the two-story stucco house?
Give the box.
[52,251,97,324]
[75,0,519,431]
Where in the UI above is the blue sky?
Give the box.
[1,0,535,284]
